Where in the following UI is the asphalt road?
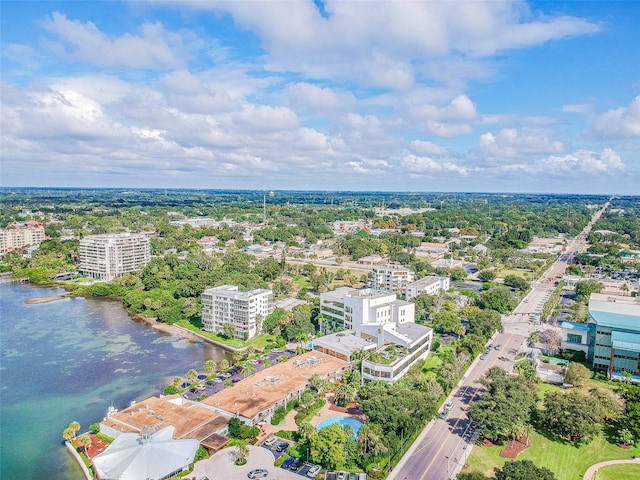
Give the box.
[390,201,610,480]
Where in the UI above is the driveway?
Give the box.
[191,445,307,480]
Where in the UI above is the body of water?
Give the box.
[317,416,363,439]
[0,283,229,479]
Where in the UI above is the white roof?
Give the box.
[93,426,199,480]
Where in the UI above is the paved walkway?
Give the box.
[583,457,640,480]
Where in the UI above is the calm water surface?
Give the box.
[0,283,228,479]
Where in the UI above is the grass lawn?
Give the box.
[594,463,640,480]
[496,268,533,279]
[464,431,640,479]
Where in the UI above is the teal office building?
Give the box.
[588,293,640,381]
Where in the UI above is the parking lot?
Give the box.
[182,349,297,401]
[260,436,322,478]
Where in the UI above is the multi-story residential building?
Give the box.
[587,293,640,381]
[372,265,414,294]
[317,287,433,383]
[405,275,450,300]
[0,225,45,254]
[79,233,151,281]
[201,285,274,340]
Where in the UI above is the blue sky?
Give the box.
[1,1,638,194]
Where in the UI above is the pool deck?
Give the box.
[257,393,366,441]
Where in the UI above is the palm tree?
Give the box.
[298,421,316,441]
[232,350,243,366]
[235,441,249,464]
[455,324,466,340]
[69,421,81,438]
[186,369,198,383]
[173,376,183,388]
[220,358,230,371]
[63,427,76,441]
[262,357,271,368]
[243,362,256,378]
[204,360,216,375]
[76,434,92,455]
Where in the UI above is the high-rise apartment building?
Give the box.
[201,285,274,340]
[79,233,151,281]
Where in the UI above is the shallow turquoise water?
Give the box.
[0,283,228,479]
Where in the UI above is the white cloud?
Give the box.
[479,127,565,160]
[41,12,187,69]
[593,96,640,139]
[409,140,450,157]
[287,83,356,113]
[562,102,593,114]
[401,154,468,175]
[182,1,599,88]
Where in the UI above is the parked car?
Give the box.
[276,442,289,452]
[247,469,269,479]
[444,401,453,411]
[480,353,488,360]
[337,471,347,480]
[307,464,321,477]
[281,457,294,469]
[289,458,302,470]
[263,436,277,446]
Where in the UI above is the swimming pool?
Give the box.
[316,416,363,438]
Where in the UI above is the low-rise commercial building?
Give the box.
[79,233,151,281]
[201,285,274,340]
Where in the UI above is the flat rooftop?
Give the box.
[589,293,640,330]
[312,331,376,356]
[101,395,228,440]
[201,351,346,420]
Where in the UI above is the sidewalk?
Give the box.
[583,457,640,480]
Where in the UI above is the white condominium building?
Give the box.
[405,275,450,301]
[201,285,274,340]
[317,287,432,384]
[79,233,151,281]
[372,265,415,294]
[0,226,45,254]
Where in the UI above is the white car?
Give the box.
[307,464,321,477]
[263,436,277,446]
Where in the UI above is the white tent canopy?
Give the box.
[93,426,199,480]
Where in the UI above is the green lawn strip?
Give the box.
[495,269,533,279]
[464,431,640,479]
[593,463,640,480]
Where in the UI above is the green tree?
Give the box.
[309,424,348,470]
[449,267,467,282]
[468,367,537,444]
[478,270,496,282]
[477,287,518,314]
[220,358,230,371]
[63,427,76,441]
[541,390,605,443]
[563,362,592,387]
[457,472,488,480]
[223,322,236,339]
[334,383,356,407]
[357,423,387,458]
[503,274,529,292]
[204,360,217,375]
[575,279,604,302]
[76,434,92,455]
[243,362,256,378]
[173,376,183,387]
[495,460,556,480]
[186,369,198,383]
[433,311,460,333]
[235,440,249,464]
